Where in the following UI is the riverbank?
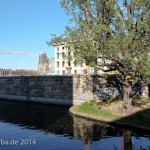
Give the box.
[69,101,150,132]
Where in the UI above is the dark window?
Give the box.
[57,62,59,68]
[62,61,65,67]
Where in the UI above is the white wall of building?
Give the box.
[53,43,91,75]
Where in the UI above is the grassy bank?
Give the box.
[76,101,150,129]
[78,102,121,120]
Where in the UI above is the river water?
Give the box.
[0,100,149,150]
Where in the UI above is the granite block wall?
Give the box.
[0,76,73,105]
[0,75,148,106]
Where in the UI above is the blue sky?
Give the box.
[0,0,69,70]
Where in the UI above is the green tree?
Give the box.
[48,0,150,114]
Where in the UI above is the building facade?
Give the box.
[0,69,11,76]
[52,43,93,75]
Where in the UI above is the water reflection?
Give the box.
[0,100,149,150]
[73,116,150,150]
[0,100,73,136]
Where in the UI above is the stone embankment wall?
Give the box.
[0,75,148,106]
[0,76,73,106]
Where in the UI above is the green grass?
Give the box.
[77,102,150,129]
[78,102,121,120]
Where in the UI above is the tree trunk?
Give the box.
[120,80,133,114]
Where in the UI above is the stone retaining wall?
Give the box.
[0,75,148,106]
[0,76,73,105]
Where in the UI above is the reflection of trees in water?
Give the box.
[123,130,132,150]
[92,125,122,141]
[73,116,150,150]
[73,117,122,142]
[0,100,73,136]
[0,100,150,150]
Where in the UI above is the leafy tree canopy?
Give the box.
[48,0,150,82]
[48,0,150,114]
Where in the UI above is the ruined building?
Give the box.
[38,52,51,75]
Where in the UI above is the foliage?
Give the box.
[48,0,150,113]
[48,0,150,82]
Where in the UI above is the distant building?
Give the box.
[0,69,11,76]
[38,52,51,75]
[52,43,93,75]
[10,70,38,76]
